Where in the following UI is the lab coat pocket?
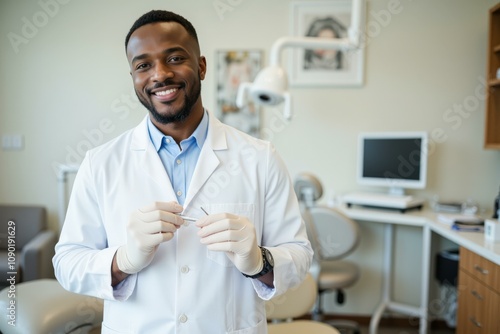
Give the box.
[205,203,255,268]
[206,248,233,267]
[226,317,266,334]
[101,323,131,334]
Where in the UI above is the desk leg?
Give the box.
[369,223,394,334]
[369,223,429,334]
[419,225,431,334]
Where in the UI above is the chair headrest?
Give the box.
[309,206,360,260]
[266,273,317,320]
[294,173,323,202]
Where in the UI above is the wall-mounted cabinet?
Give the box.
[485,3,500,149]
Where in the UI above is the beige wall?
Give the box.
[1,0,499,317]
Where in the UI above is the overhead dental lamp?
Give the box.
[236,0,363,120]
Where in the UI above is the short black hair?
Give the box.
[125,10,199,50]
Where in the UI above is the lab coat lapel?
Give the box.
[130,117,176,200]
[184,113,227,208]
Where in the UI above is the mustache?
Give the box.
[146,80,183,94]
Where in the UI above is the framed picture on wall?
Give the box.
[289,1,365,87]
[215,50,263,138]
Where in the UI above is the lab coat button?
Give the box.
[179,314,188,323]
[180,266,189,274]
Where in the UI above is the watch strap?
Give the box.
[242,247,273,279]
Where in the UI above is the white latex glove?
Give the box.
[197,213,263,276]
[116,201,184,274]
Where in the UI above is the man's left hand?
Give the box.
[197,213,263,276]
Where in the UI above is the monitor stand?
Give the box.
[343,192,425,213]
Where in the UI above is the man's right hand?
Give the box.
[116,201,184,275]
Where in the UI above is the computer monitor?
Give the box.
[356,131,428,196]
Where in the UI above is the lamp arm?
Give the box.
[269,37,356,66]
[238,0,364,117]
[269,0,363,66]
[236,82,251,108]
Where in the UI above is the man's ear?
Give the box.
[198,56,207,80]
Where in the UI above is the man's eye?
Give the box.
[136,63,149,70]
[169,56,184,63]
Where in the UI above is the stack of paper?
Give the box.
[437,213,484,232]
[433,202,463,213]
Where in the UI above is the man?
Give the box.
[53,10,312,334]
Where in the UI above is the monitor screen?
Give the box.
[357,132,428,195]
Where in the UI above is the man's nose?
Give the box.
[152,62,173,82]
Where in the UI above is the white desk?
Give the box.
[337,205,500,334]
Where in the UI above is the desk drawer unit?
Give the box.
[460,247,499,290]
[457,247,500,334]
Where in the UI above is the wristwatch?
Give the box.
[243,247,274,279]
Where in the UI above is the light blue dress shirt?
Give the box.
[147,111,208,206]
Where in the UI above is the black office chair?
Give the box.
[294,172,361,334]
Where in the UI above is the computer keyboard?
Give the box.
[343,192,425,211]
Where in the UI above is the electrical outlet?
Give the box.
[2,134,24,151]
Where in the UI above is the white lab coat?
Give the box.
[53,111,312,334]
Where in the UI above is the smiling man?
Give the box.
[126,16,205,140]
[53,10,312,334]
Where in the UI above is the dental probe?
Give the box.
[177,215,198,222]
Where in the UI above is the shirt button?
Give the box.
[180,266,189,274]
[176,159,182,165]
[179,314,188,323]
[176,190,182,197]
[166,138,171,144]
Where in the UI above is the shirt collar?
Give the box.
[147,110,209,152]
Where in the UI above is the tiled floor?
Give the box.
[361,329,454,334]
[90,324,455,333]
[318,317,456,334]
[357,325,455,334]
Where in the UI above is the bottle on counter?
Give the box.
[493,186,500,219]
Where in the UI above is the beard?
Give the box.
[137,76,202,124]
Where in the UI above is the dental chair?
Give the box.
[266,273,340,334]
[294,173,361,334]
[0,205,57,288]
[0,167,104,333]
[0,278,103,334]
